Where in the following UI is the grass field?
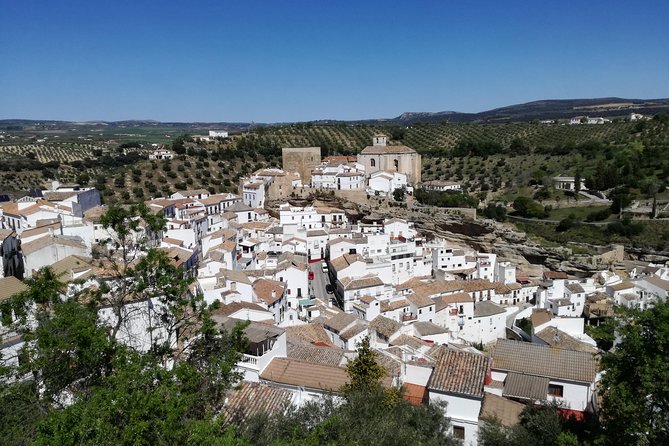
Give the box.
[547,205,612,221]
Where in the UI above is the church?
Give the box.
[357,134,422,185]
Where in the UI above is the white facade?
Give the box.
[368,171,407,195]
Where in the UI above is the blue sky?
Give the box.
[1,0,667,122]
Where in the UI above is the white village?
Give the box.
[1,135,668,445]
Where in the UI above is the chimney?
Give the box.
[271,290,276,299]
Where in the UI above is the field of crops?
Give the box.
[250,121,639,154]
[0,142,106,163]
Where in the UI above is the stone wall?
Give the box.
[282,147,321,184]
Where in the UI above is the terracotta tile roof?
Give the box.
[253,279,285,305]
[49,255,95,280]
[480,393,525,427]
[644,275,669,292]
[287,339,345,366]
[530,309,552,328]
[0,276,28,302]
[492,339,599,383]
[161,246,194,268]
[323,312,357,333]
[406,293,434,308]
[215,301,271,318]
[434,292,473,312]
[410,280,466,299]
[369,315,402,338]
[502,372,549,401]
[178,188,211,197]
[389,334,431,350]
[223,381,292,425]
[474,301,505,318]
[359,295,376,304]
[21,235,87,256]
[544,271,568,280]
[162,237,184,247]
[285,323,332,344]
[260,357,349,392]
[565,283,585,294]
[330,253,364,272]
[360,144,417,155]
[412,321,448,336]
[608,281,634,292]
[339,321,368,341]
[339,274,384,290]
[534,327,598,353]
[428,348,489,398]
[380,298,409,312]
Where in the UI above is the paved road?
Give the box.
[308,260,333,303]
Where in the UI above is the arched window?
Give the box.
[370,159,376,167]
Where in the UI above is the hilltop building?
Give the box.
[282,147,321,184]
[357,135,421,184]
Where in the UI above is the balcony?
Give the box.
[239,353,259,368]
[402,313,417,322]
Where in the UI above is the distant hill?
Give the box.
[384,97,669,124]
[2,97,668,130]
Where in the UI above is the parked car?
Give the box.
[321,261,328,273]
[326,284,334,294]
[308,271,315,280]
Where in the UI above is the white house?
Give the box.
[368,171,407,196]
[490,339,599,413]
[428,347,489,446]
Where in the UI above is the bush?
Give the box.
[585,208,612,222]
[606,219,643,237]
[482,203,507,222]
[557,216,578,232]
[512,196,548,219]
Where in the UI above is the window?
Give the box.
[393,159,399,170]
[548,384,564,397]
[453,426,465,440]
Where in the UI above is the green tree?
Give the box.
[599,301,669,445]
[393,186,406,202]
[344,336,386,392]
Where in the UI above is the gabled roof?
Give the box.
[339,321,368,341]
[260,357,349,391]
[643,275,669,292]
[0,276,27,302]
[21,235,87,256]
[369,315,402,338]
[565,283,586,294]
[492,339,599,383]
[534,326,598,353]
[480,393,525,427]
[608,281,634,292]
[360,144,417,155]
[502,372,549,401]
[285,323,332,344]
[412,321,448,336]
[406,292,434,308]
[223,381,292,425]
[380,298,410,312]
[323,312,357,333]
[49,255,95,280]
[339,274,384,290]
[433,292,473,312]
[330,253,365,272]
[253,279,285,305]
[287,339,345,366]
[428,348,489,398]
[474,301,506,318]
